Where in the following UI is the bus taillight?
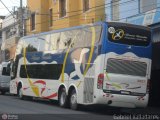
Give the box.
[97,74,104,89]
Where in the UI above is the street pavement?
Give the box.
[0,94,160,120]
[0,94,114,120]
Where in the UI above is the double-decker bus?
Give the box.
[9,22,152,110]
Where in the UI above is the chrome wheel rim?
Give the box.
[71,93,77,105]
[60,92,66,106]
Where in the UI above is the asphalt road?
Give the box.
[0,94,160,120]
[0,94,116,120]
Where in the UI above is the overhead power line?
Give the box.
[1,0,159,31]
[0,0,15,18]
[25,5,160,30]
[35,0,137,16]
[25,1,160,27]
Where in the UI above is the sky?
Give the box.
[0,0,26,16]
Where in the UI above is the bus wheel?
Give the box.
[59,88,68,108]
[69,89,78,110]
[18,86,24,100]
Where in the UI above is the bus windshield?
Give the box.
[107,22,151,46]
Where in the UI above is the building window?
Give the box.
[158,0,160,8]
[83,0,89,12]
[49,9,53,27]
[109,0,139,21]
[30,13,35,31]
[59,0,66,17]
[140,0,157,13]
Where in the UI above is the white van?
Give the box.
[0,62,11,95]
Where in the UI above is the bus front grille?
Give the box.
[106,58,147,77]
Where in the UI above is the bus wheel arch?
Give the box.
[68,86,78,110]
[58,85,68,108]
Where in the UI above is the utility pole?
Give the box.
[19,0,25,37]
[20,0,22,9]
[20,0,23,36]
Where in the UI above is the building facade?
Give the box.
[26,0,105,34]
[0,16,5,63]
[1,14,20,61]
[0,7,29,62]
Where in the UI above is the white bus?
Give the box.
[10,22,152,110]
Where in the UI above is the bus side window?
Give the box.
[95,25,102,43]
[70,29,84,48]
[44,34,52,51]
[72,27,93,48]
[11,55,19,80]
[38,35,48,52]
[82,25,102,47]
[83,27,92,47]
[59,32,73,50]
[50,33,61,50]
[6,63,11,75]
[23,37,38,53]
[2,67,10,76]
[20,64,63,80]
[11,62,16,79]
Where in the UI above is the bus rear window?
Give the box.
[107,22,151,46]
[106,58,147,77]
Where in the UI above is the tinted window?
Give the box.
[21,25,102,53]
[20,64,63,80]
[50,33,61,50]
[49,25,102,50]
[106,58,147,77]
[2,67,10,76]
[108,22,151,46]
[22,37,38,53]
[11,55,19,79]
[73,25,102,48]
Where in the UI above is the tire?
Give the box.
[18,86,24,100]
[69,89,78,110]
[58,88,68,108]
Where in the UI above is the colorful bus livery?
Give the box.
[10,22,152,110]
[108,23,151,46]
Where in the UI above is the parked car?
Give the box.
[0,62,11,95]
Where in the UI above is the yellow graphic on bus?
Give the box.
[23,48,40,97]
